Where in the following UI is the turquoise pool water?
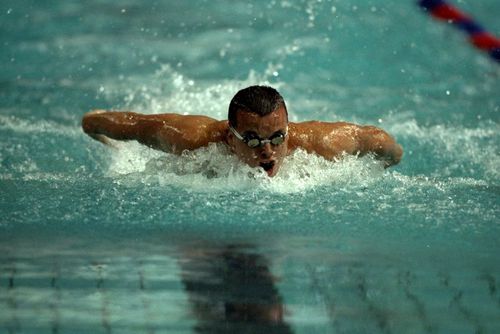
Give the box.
[1,0,499,333]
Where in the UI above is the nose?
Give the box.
[259,143,273,159]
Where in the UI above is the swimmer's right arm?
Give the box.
[81,110,228,154]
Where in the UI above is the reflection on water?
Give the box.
[1,234,499,333]
[0,235,298,333]
[179,243,293,334]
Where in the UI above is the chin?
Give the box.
[267,168,278,177]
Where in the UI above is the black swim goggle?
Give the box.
[229,125,288,148]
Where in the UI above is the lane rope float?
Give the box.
[418,0,500,63]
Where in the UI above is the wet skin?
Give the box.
[82,108,403,176]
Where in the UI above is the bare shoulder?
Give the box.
[152,114,228,153]
[288,120,402,166]
[288,121,362,158]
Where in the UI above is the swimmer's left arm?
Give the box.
[289,122,402,168]
[357,125,403,168]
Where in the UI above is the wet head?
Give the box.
[228,105,289,177]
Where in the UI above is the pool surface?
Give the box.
[1,0,499,333]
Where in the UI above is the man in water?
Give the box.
[82,85,403,177]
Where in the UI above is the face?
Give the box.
[228,106,289,177]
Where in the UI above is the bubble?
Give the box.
[106,139,385,194]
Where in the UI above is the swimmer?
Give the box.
[82,85,403,177]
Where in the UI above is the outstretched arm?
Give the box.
[82,110,227,154]
[288,121,402,168]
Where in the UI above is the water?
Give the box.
[1,0,499,333]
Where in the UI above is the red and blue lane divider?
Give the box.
[418,0,500,63]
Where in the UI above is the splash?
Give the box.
[106,141,386,194]
[0,115,79,137]
[99,64,284,121]
[389,119,500,181]
[93,65,498,193]
[97,65,386,193]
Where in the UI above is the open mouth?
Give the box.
[259,161,275,172]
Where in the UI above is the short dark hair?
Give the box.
[228,85,287,127]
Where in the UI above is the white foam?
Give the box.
[389,119,500,180]
[103,134,489,196]
[106,141,386,194]
[102,64,283,121]
[389,119,498,140]
[389,172,489,191]
[0,115,79,137]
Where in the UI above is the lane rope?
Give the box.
[418,0,500,63]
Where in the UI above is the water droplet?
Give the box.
[7,8,12,14]
[446,90,450,95]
